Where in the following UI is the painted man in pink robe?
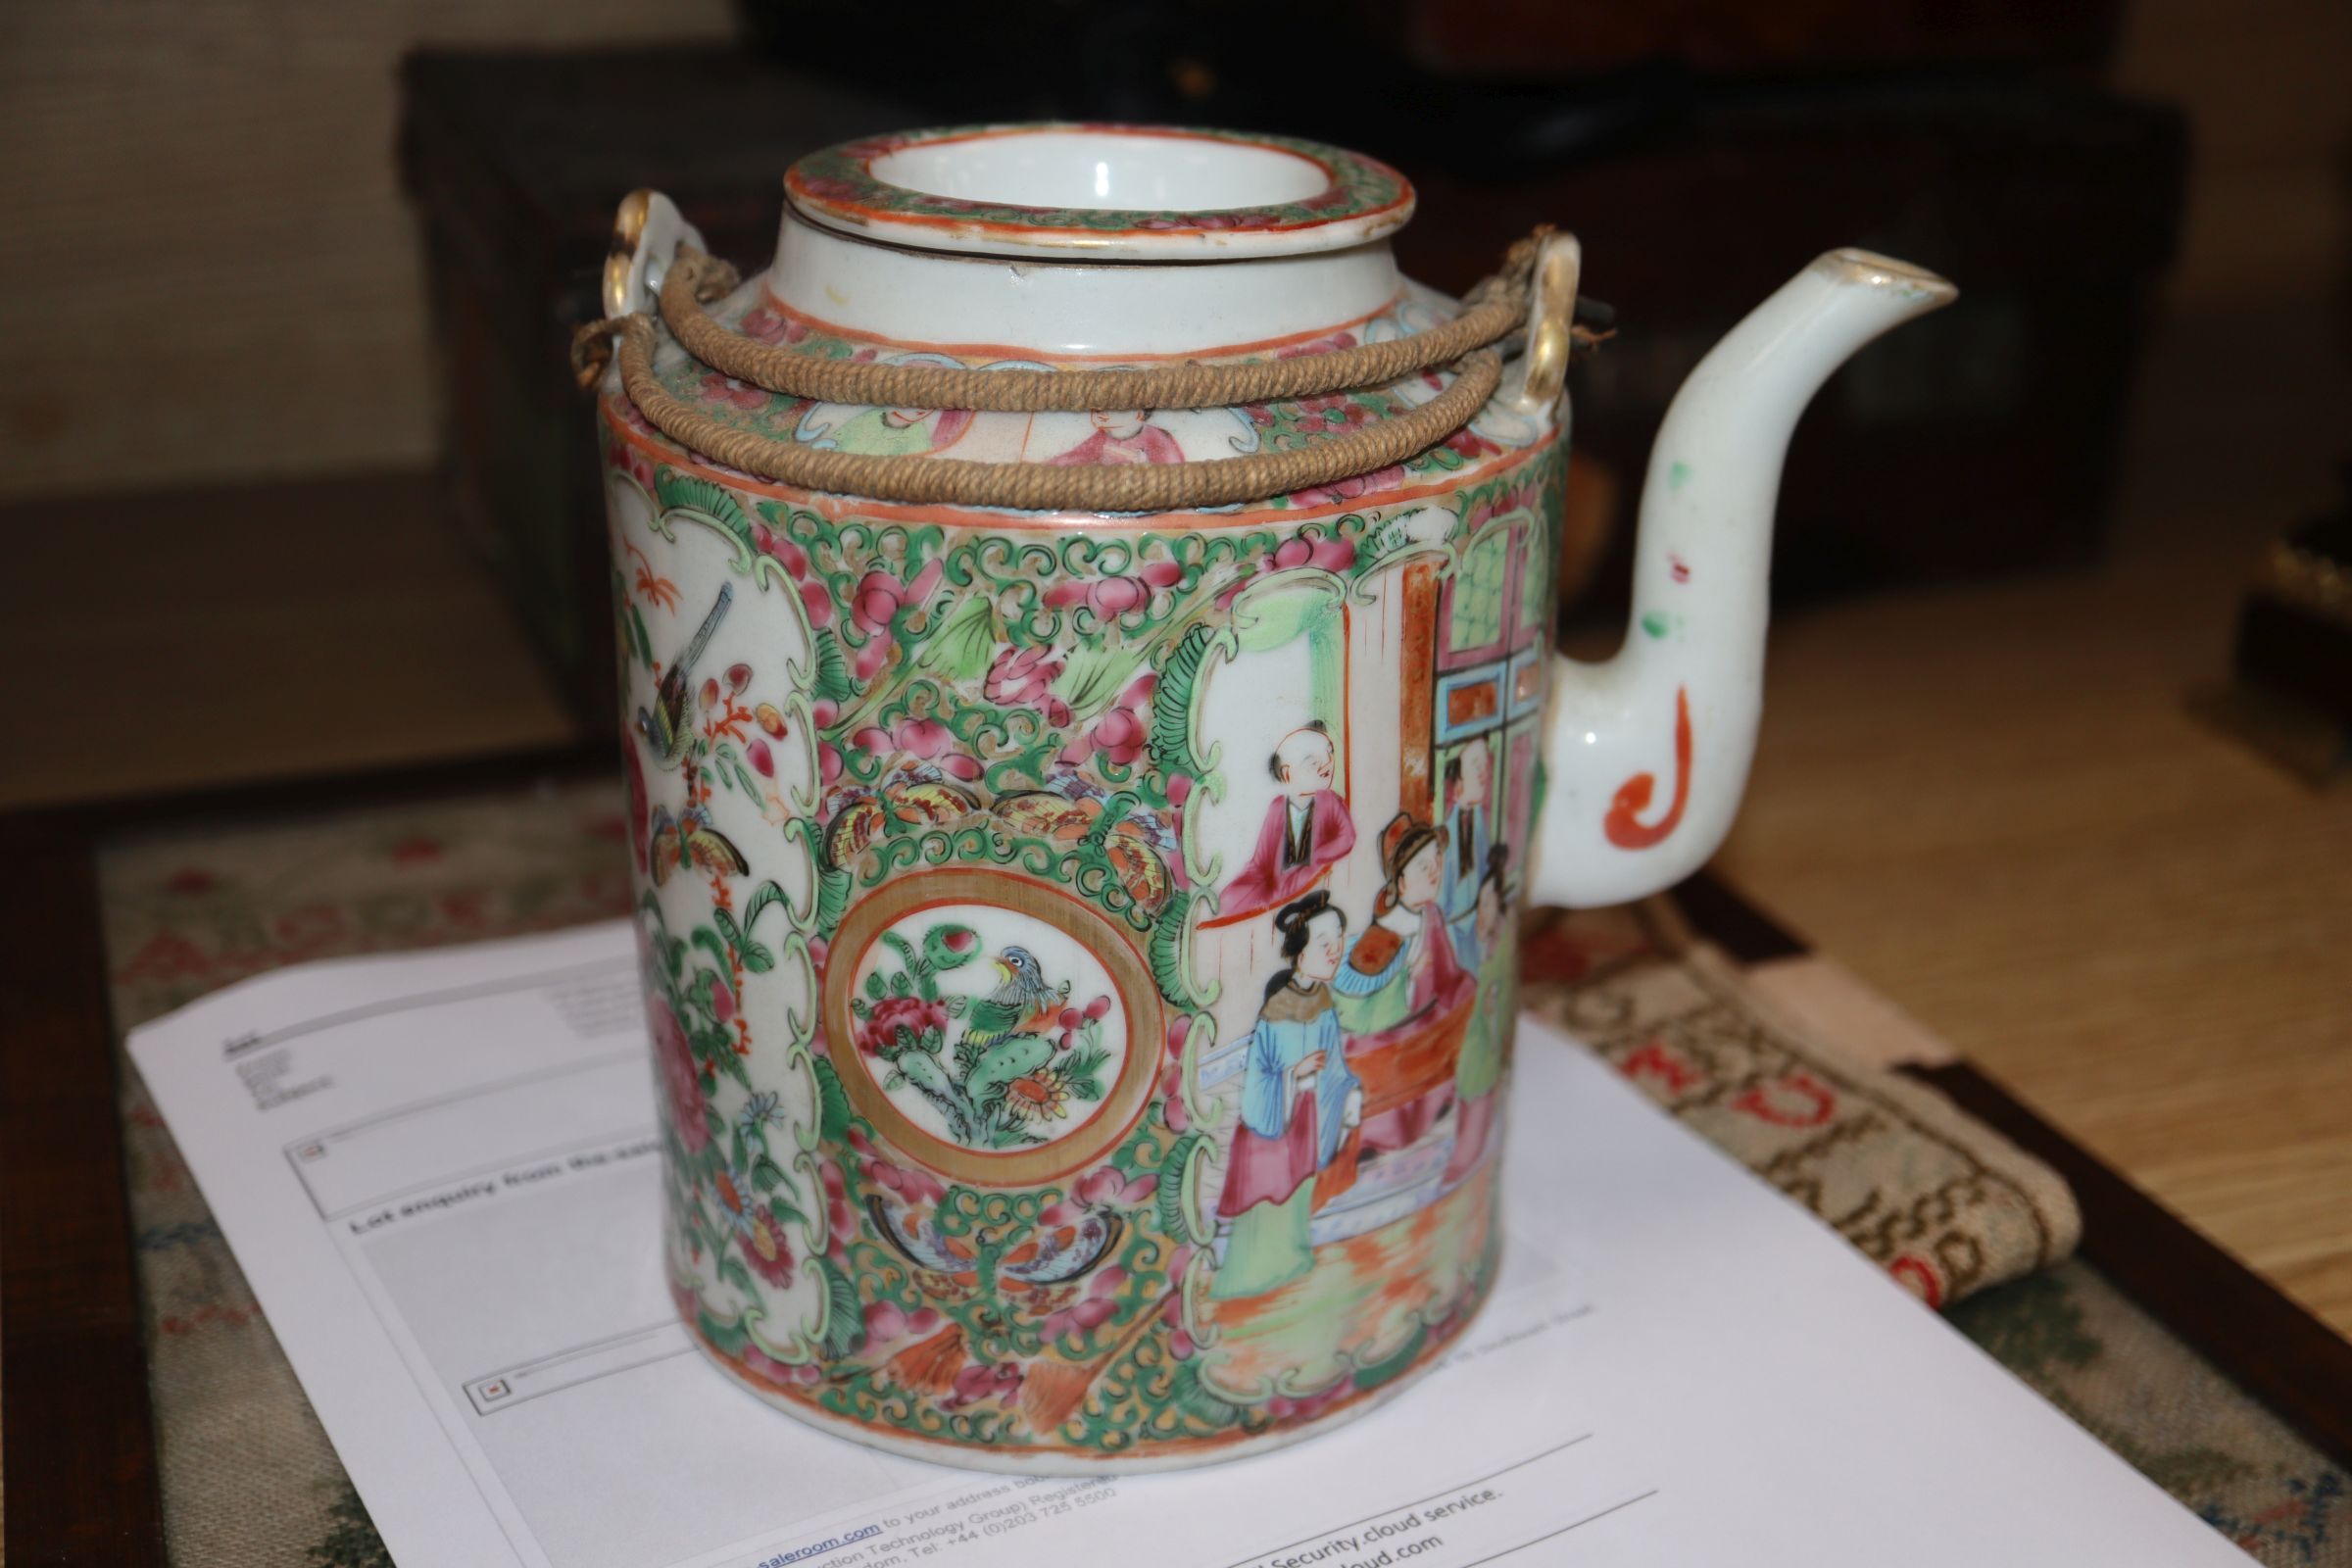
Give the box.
[1044,409,1185,466]
[1220,722,1355,919]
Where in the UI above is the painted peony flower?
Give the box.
[1276,330,1359,361]
[741,1207,796,1287]
[1289,465,1406,509]
[1266,1381,1354,1424]
[1040,1262,1132,1339]
[1089,707,1147,765]
[699,372,767,411]
[737,307,810,348]
[857,994,949,1056]
[1040,1295,1118,1342]
[799,580,834,627]
[945,1360,1023,1408]
[651,1001,709,1152]
[1075,1166,1158,1208]
[1057,673,1156,768]
[611,441,659,491]
[752,525,810,578]
[852,560,946,637]
[1215,528,1361,611]
[863,1300,908,1347]
[1446,426,1503,461]
[848,560,945,680]
[984,646,1071,726]
[864,1155,948,1206]
[894,716,952,759]
[1270,535,1364,573]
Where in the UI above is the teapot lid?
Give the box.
[591,127,1570,517]
[783,123,1415,263]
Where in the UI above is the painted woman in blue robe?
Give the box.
[1210,891,1398,1298]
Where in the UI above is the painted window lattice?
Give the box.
[1449,526,1510,648]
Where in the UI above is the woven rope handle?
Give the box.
[573,227,1588,512]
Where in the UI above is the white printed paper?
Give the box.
[129,921,2240,1567]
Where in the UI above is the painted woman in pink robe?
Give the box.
[1044,409,1185,466]
[1340,814,1477,1153]
[1220,722,1355,920]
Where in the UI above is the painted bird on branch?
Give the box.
[635,584,734,768]
[957,946,1069,1051]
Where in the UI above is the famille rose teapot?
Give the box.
[580,122,1953,1471]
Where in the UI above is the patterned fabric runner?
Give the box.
[96,779,2345,1565]
[1519,902,2076,1309]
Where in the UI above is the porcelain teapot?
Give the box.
[585,122,1953,1472]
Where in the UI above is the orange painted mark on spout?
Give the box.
[1603,686,1691,850]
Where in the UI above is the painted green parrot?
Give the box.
[956,946,1067,1053]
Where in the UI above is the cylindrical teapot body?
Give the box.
[604,374,1564,1473]
[593,126,1956,1468]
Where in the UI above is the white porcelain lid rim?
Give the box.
[783,122,1416,262]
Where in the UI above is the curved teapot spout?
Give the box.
[1531,249,1956,908]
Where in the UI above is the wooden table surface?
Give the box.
[1720,525,2351,1336]
[1718,304,2352,1337]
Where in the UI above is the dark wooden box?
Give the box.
[1394,0,2127,79]
[401,48,2181,719]
[398,50,917,729]
[2232,477,2352,728]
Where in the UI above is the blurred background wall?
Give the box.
[0,2,731,501]
[0,0,2340,504]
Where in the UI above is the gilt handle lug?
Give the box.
[603,188,709,319]
[1503,231,1582,416]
